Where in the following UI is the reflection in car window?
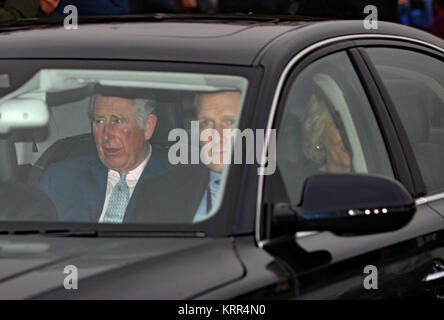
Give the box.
[367,48,444,195]
[276,51,394,204]
[0,69,248,224]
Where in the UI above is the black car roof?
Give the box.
[0,15,442,65]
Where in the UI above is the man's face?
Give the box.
[92,96,156,172]
[321,114,351,173]
[198,91,241,173]
[39,0,59,15]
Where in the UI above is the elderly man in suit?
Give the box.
[39,89,172,222]
[132,90,241,223]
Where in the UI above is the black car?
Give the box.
[0,14,443,300]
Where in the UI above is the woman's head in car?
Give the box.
[301,94,351,173]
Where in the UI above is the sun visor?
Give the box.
[45,84,159,107]
[45,84,95,107]
[93,84,156,100]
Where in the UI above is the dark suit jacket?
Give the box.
[39,152,172,222]
[131,164,210,223]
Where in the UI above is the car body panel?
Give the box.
[296,204,444,264]
[295,228,444,299]
[197,236,296,299]
[429,199,444,220]
[0,236,244,299]
[0,22,300,65]
[0,20,441,66]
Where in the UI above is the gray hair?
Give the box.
[89,95,156,129]
[301,95,329,164]
[132,98,156,129]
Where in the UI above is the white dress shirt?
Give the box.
[99,146,152,222]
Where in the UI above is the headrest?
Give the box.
[150,100,183,147]
[277,112,302,164]
[385,79,430,143]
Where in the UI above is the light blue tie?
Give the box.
[102,172,129,223]
[207,177,220,212]
[193,171,221,222]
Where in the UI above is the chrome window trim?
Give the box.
[416,192,444,205]
[256,34,444,249]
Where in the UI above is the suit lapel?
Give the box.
[87,157,108,222]
[123,152,172,222]
[185,166,209,220]
[147,164,209,223]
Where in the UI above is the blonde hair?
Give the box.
[301,95,330,164]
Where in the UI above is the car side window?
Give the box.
[366,48,444,195]
[276,51,394,204]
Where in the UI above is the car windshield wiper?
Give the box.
[47,230,206,238]
[0,221,207,237]
[0,228,206,238]
[0,228,97,237]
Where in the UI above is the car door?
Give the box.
[260,42,444,299]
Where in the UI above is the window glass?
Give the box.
[367,48,444,194]
[0,68,248,224]
[276,51,394,204]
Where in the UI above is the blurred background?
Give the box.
[0,0,443,38]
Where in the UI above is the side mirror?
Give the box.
[0,98,49,134]
[273,174,416,236]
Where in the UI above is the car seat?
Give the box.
[0,135,19,183]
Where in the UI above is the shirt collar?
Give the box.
[209,170,221,183]
[108,144,152,181]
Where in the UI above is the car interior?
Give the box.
[0,69,248,222]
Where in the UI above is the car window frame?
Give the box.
[271,50,399,202]
[256,37,431,246]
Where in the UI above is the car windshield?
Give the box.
[0,68,249,228]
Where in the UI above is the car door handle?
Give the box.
[422,260,444,283]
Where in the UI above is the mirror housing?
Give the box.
[273,174,416,236]
[0,98,49,134]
